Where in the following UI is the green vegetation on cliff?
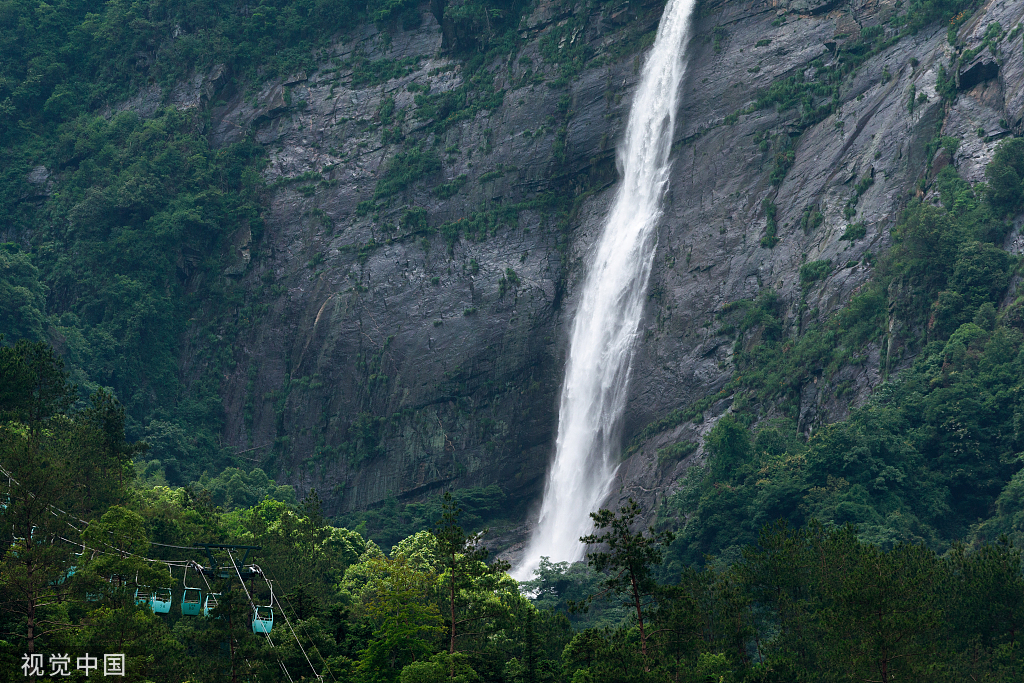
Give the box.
[657,138,1024,568]
[3,0,1024,677]
[2,106,265,483]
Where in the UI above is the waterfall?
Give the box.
[513,0,697,581]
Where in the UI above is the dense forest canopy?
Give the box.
[3,341,1024,681]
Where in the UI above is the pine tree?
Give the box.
[432,491,510,655]
[579,499,674,663]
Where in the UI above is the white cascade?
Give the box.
[513,0,697,581]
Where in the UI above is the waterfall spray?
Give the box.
[513,0,697,581]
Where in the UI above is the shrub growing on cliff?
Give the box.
[986,137,1024,217]
[374,148,442,200]
[799,259,832,286]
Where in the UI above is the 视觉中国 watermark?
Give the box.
[21,653,125,677]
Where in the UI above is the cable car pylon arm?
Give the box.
[193,543,262,579]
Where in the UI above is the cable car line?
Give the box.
[225,549,299,683]
[9,470,329,681]
[55,526,321,681]
[267,588,322,682]
[262,565,339,683]
[188,555,285,683]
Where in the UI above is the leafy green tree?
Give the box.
[193,467,297,511]
[399,651,481,683]
[821,540,943,682]
[646,567,722,682]
[353,553,442,682]
[242,490,360,617]
[562,626,651,683]
[735,521,828,673]
[944,539,1024,680]
[0,339,74,430]
[432,491,511,655]
[579,499,674,662]
[0,427,77,655]
[518,557,628,629]
[0,340,137,655]
[74,606,185,682]
[77,506,172,604]
[0,247,46,342]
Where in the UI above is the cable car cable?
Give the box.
[271,591,331,683]
[275,591,338,683]
[225,549,299,683]
[191,556,276,683]
[196,556,294,683]
[262,565,339,683]
[16,471,311,682]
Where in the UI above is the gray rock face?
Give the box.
[610,0,1024,523]
[116,0,1023,540]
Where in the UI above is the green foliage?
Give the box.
[760,199,780,248]
[400,652,481,683]
[1,108,266,482]
[799,259,831,286]
[840,222,867,241]
[498,267,521,296]
[666,290,1024,564]
[734,0,981,188]
[434,174,468,199]
[937,62,959,100]
[960,20,1005,63]
[800,205,824,234]
[986,137,1024,217]
[518,557,629,630]
[0,339,75,427]
[580,500,674,659]
[338,485,510,551]
[769,138,795,186]
[191,467,297,511]
[441,0,527,55]
[538,13,595,86]
[367,0,419,24]
[0,342,144,655]
[650,147,1023,568]
[437,197,539,249]
[8,344,1024,681]
[0,245,46,341]
[352,57,419,88]
[413,59,506,134]
[657,441,697,464]
[844,173,875,218]
[730,522,1015,681]
[711,26,727,53]
[0,0,366,145]
[401,206,429,232]
[374,148,442,201]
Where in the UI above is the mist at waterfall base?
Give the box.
[512,0,697,582]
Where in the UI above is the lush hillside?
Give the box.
[3,341,1024,682]
[661,139,1024,568]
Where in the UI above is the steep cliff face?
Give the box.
[612,0,1024,524]
[167,0,1022,539]
[611,0,1024,512]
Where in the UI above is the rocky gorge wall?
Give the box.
[139,0,1024,544]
